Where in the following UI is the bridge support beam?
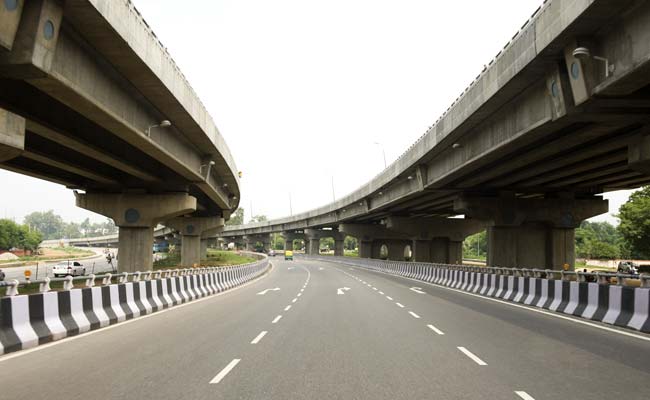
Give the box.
[386,217,483,264]
[340,224,410,261]
[75,192,197,272]
[455,194,608,270]
[166,217,224,267]
[304,228,345,256]
[0,107,25,162]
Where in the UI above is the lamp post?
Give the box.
[373,142,387,169]
[145,120,172,137]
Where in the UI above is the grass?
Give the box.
[0,247,94,265]
[344,249,358,257]
[153,250,257,270]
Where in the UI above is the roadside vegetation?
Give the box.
[153,249,257,270]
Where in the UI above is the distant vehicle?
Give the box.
[52,261,85,277]
[268,249,276,257]
[284,250,293,261]
[617,261,639,275]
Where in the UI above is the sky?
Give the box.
[0,0,636,225]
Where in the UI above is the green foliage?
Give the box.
[23,211,116,240]
[250,214,268,223]
[0,219,42,251]
[272,233,284,250]
[575,221,623,259]
[618,186,650,259]
[344,235,357,250]
[320,237,335,250]
[463,231,487,259]
[226,208,244,226]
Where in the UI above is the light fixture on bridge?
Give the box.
[407,175,414,180]
[146,120,172,137]
[572,47,615,78]
[200,160,216,181]
[452,143,461,149]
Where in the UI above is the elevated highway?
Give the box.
[219,0,650,270]
[0,0,240,270]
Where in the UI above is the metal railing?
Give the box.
[0,257,269,297]
[308,255,650,288]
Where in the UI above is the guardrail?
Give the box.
[307,255,650,334]
[0,255,271,355]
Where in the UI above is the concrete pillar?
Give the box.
[359,240,372,258]
[0,107,25,162]
[412,240,432,262]
[308,239,320,255]
[200,239,209,260]
[284,240,293,251]
[166,216,225,267]
[334,239,344,256]
[386,240,409,261]
[75,192,197,272]
[455,195,608,270]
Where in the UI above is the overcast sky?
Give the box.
[0,0,636,225]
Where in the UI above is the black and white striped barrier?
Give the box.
[311,256,650,333]
[0,259,270,355]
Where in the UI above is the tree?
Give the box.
[0,219,42,252]
[250,215,268,223]
[618,186,650,258]
[226,208,244,226]
[344,235,357,250]
[463,231,487,259]
[19,227,43,253]
[0,219,20,250]
[320,237,335,251]
[23,210,64,240]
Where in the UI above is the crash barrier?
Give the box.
[0,256,270,355]
[308,256,650,334]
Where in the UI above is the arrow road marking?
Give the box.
[256,288,281,295]
[337,287,351,295]
[410,287,425,294]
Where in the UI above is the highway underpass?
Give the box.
[0,257,648,400]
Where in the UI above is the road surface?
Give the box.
[0,248,116,281]
[0,257,648,399]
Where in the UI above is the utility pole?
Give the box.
[331,176,336,201]
[289,192,293,216]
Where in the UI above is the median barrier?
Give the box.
[309,256,650,334]
[0,256,270,355]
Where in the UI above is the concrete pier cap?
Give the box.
[454,194,608,270]
[75,192,197,272]
[166,216,225,267]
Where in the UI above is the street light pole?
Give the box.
[331,176,335,201]
[374,142,387,169]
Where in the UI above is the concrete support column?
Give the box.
[386,240,408,261]
[75,192,197,272]
[284,240,293,251]
[334,239,344,256]
[359,240,372,258]
[200,239,209,260]
[167,216,225,267]
[456,195,608,270]
[412,240,432,262]
[308,239,320,255]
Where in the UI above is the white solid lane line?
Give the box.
[515,391,536,400]
[284,305,292,311]
[272,315,282,324]
[396,302,405,308]
[408,311,420,319]
[250,331,268,344]
[386,296,393,301]
[210,359,241,384]
[427,324,445,335]
[457,347,487,366]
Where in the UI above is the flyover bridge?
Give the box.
[0,0,240,270]
[219,0,650,271]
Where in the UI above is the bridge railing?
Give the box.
[304,255,650,288]
[305,255,650,333]
[0,254,270,297]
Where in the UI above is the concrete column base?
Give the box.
[334,240,344,256]
[118,226,154,272]
[308,239,320,255]
[359,240,372,258]
[181,235,201,267]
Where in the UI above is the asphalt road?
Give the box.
[0,257,649,400]
[0,248,116,281]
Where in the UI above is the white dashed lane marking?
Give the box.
[250,331,267,344]
[396,302,405,308]
[210,359,241,384]
[284,305,291,311]
[427,324,445,335]
[457,347,487,366]
[386,296,393,301]
[515,391,535,400]
[272,315,282,324]
[408,311,420,319]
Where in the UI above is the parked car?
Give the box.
[268,249,276,257]
[52,261,85,277]
[284,250,293,261]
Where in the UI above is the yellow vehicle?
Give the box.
[284,250,293,261]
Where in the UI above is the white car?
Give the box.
[52,261,86,277]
